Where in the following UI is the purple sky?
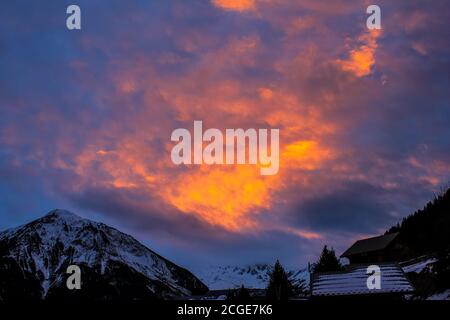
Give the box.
[0,0,449,271]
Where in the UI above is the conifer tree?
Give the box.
[266,260,292,300]
[313,245,343,273]
[226,285,251,301]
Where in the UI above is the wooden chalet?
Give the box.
[310,233,415,299]
[341,232,408,264]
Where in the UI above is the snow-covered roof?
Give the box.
[401,256,437,274]
[311,263,414,296]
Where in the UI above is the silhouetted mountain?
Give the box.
[0,209,208,300]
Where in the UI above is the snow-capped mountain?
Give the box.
[0,209,208,300]
[196,264,309,290]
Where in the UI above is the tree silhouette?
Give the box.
[312,245,343,273]
[226,285,251,301]
[266,260,292,300]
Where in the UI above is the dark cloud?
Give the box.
[293,181,397,234]
[67,185,224,242]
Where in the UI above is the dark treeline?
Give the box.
[387,188,450,257]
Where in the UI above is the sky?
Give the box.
[0,0,449,271]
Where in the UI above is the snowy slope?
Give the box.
[0,209,207,299]
[196,264,309,290]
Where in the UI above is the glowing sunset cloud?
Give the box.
[161,165,279,230]
[212,0,256,12]
[282,140,335,171]
[1,1,449,268]
[70,136,337,231]
[336,30,381,77]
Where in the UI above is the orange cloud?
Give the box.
[72,141,332,232]
[71,140,159,192]
[258,87,274,100]
[336,30,381,77]
[57,6,362,235]
[211,0,256,12]
[281,226,323,240]
[282,140,334,171]
[64,78,339,232]
[160,165,280,231]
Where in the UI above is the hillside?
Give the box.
[387,188,450,257]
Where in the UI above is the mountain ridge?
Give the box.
[196,264,309,290]
[0,209,208,300]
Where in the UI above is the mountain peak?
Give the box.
[0,210,208,299]
[38,209,88,226]
[45,209,81,219]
